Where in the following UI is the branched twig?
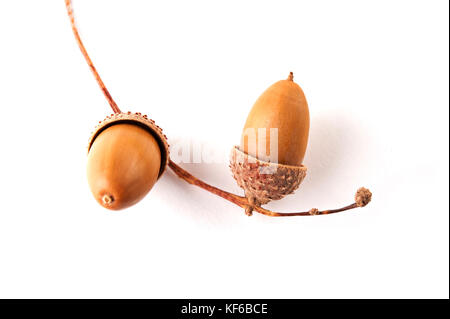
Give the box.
[65,0,372,217]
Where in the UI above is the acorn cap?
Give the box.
[88,112,169,178]
[230,146,307,206]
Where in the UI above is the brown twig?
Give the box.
[253,203,358,217]
[169,160,371,217]
[65,0,121,113]
[168,160,248,208]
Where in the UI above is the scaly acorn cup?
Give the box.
[87,112,169,210]
[66,0,371,216]
[230,73,308,211]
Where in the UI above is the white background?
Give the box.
[0,0,448,298]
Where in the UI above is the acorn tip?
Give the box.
[102,194,114,205]
[287,72,294,81]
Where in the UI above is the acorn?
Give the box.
[230,72,309,212]
[87,112,169,210]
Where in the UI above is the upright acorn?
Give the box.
[87,112,169,210]
[231,73,309,209]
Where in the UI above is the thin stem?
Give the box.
[65,0,121,113]
[168,160,248,208]
[168,160,366,217]
[253,203,358,217]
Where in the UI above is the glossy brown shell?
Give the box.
[240,76,310,166]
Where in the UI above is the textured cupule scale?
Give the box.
[230,146,307,205]
[88,112,170,178]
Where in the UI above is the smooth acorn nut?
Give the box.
[241,71,309,166]
[87,112,169,210]
[230,72,309,207]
